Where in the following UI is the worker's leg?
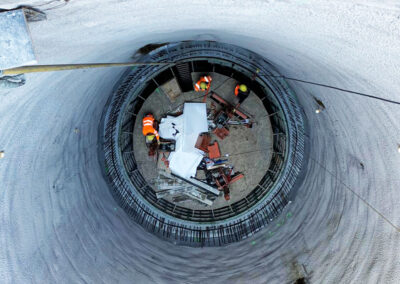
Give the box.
[238,93,247,104]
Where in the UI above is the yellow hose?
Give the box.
[1,62,174,75]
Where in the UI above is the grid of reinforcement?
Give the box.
[103,41,306,246]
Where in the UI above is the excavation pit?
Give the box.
[133,72,273,210]
[102,41,305,246]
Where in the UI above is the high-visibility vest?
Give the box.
[234,85,240,96]
[142,116,159,140]
[234,84,249,96]
[194,75,212,91]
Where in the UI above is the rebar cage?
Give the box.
[102,41,306,246]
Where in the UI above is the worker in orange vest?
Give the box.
[142,113,160,144]
[234,83,250,104]
[194,75,212,92]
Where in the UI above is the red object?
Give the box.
[230,173,244,183]
[214,168,244,202]
[224,192,230,200]
[195,133,211,152]
[207,142,221,159]
[232,108,248,120]
[161,154,170,168]
[212,127,229,140]
[210,92,249,120]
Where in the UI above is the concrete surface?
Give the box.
[1,0,400,283]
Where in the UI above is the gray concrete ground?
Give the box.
[133,72,273,210]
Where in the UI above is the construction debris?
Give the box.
[210,92,253,128]
[207,141,221,159]
[146,79,255,205]
[208,168,244,201]
[195,133,211,152]
[161,103,208,179]
[213,127,229,140]
[154,170,214,205]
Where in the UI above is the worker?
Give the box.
[194,75,212,92]
[142,113,160,144]
[234,83,250,104]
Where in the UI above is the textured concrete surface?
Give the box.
[133,72,273,209]
[2,0,400,283]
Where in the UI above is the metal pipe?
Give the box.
[0,62,175,76]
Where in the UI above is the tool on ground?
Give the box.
[227,119,252,126]
[204,158,228,170]
[210,92,253,125]
[213,168,244,201]
[214,110,230,127]
[210,92,253,140]
[158,140,176,152]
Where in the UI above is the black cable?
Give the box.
[256,73,400,105]
[310,156,400,233]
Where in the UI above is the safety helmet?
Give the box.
[239,84,248,92]
[146,134,155,142]
[200,82,207,90]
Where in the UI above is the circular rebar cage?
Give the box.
[102,41,306,246]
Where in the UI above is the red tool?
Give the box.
[195,133,211,152]
[207,141,221,159]
[214,168,244,201]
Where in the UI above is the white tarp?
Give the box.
[158,115,183,140]
[159,103,208,179]
[182,103,209,152]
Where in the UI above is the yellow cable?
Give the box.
[1,62,174,75]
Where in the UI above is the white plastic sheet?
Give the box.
[158,115,183,140]
[159,103,208,179]
[182,103,208,152]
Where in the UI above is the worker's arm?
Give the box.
[154,130,160,143]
